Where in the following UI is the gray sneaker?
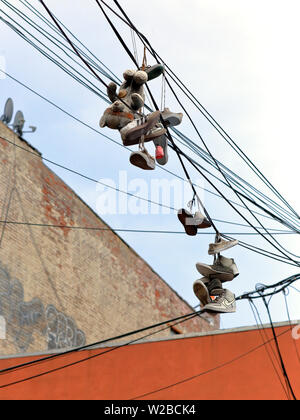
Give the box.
[161,108,183,127]
[204,289,236,313]
[193,278,212,307]
[196,255,239,282]
[153,130,168,165]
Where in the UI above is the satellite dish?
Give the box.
[13,110,25,136]
[0,98,14,124]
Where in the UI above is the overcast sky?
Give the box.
[1,0,300,330]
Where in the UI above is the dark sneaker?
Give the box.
[177,209,197,236]
[153,132,168,165]
[142,64,164,81]
[123,111,161,146]
[196,255,239,282]
[193,278,212,307]
[161,108,183,127]
[204,289,236,313]
[130,149,155,170]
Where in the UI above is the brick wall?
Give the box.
[0,122,219,356]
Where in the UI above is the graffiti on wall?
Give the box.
[0,264,86,352]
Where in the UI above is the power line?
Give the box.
[129,326,294,400]
[261,294,297,400]
[0,220,296,236]
[3,1,298,239]
[109,0,299,220]
[248,299,290,399]
[94,0,300,266]
[4,0,297,232]
[0,309,202,379]
[1,275,298,379]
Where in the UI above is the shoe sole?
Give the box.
[195,263,234,282]
[196,219,212,229]
[144,64,164,81]
[208,240,238,255]
[204,303,236,314]
[162,115,183,127]
[193,280,211,306]
[130,153,155,170]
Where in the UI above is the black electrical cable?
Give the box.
[7,0,296,233]
[0,11,298,260]
[130,326,294,400]
[1,62,294,231]
[0,314,199,389]
[0,220,295,237]
[110,0,299,220]
[20,0,121,84]
[38,0,144,118]
[0,16,109,103]
[172,129,300,231]
[100,0,300,259]
[282,290,300,364]
[1,0,119,85]
[17,0,296,230]
[0,69,290,230]
[1,276,298,377]
[248,299,290,399]
[261,294,297,400]
[94,0,300,265]
[177,145,300,266]
[0,309,201,378]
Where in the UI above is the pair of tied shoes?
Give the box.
[178,209,212,236]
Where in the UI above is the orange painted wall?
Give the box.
[0,324,299,400]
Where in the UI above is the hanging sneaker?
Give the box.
[196,255,239,282]
[204,289,236,313]
[122,111,161,146]
[193,211,212,229]
[144,125,166,142]
[142,64,165,81]
[208,238,238,255]
[177,209,198,236]
[130,149,155,170]
[161,108,183,127]
[153,133,168,165]
[193,278,212,307]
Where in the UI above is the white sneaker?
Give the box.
[208,238,238,255]
[204,289,236,313]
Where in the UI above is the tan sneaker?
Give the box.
[193,278,212,307]
[130,149,155,170]
[208,238,238,255]
[196,255,239,282]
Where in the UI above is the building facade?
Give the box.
[0,121,219,356]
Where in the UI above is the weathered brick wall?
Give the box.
[0,122,219,356]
